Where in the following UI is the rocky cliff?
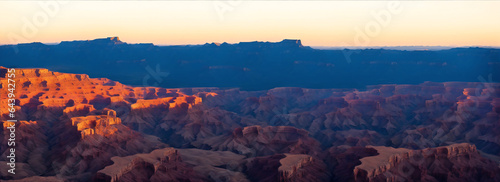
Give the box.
[354,144,500,182]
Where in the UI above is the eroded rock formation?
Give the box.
[354,144,500,182]
[1,67,499,181]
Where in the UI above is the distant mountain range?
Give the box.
[1,37,498,90]
[311,46,488,50]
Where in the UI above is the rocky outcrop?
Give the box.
[354,144,500,182]
[243,153,329,182]
[95,147,249,182]
[70,110,122,138]
[95,147,204,182]
[325,146,379,182]
[63,104,96,118]
[278,154,330,182]
[52,110,167,180]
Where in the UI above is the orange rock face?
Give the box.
[71,110,122,138]
[0,68,210,119]
[0,68,209,181]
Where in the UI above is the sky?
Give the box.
[1,1,500,47]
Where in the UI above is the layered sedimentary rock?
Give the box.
[278,154,330,182]
[354,144,500,182]
[71,110,122,138]
[53,113,167,181]
[0,68,206,181]
[204,82,500,155]
[243,153,330,182]
[94,148,204,182]
[0,68,212,121]
[95,147,249,182]
[1,67,500,181]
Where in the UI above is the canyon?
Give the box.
[0,67,500,181]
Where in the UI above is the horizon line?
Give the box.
[2,36,499,49]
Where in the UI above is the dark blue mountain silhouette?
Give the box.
[1,37,498,90]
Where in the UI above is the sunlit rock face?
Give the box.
[0,68,208,181]
[1,67,500,181]
[71,110,122,139]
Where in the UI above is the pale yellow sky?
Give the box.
[1,1,499,46]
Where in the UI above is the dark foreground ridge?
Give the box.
[1,37,499,90]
